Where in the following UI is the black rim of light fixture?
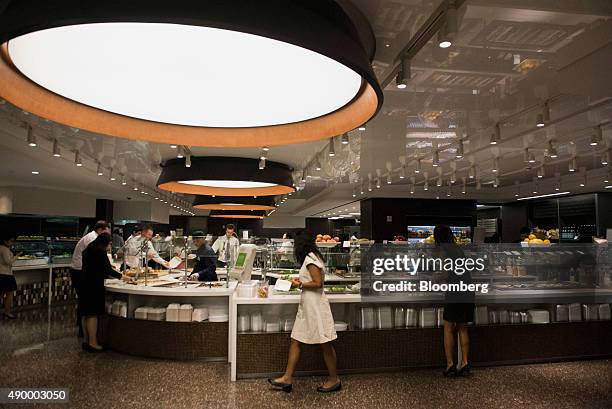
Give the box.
[0,0,383,147]
[192,195,276,211]
[209,210,266,219]
[158,156,295,196]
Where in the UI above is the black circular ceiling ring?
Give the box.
[158,156,295,197]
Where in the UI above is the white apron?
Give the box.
[290,253,337,344]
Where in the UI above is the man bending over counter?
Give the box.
[121,225,170,269]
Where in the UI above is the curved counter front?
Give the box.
[101,280,237,361]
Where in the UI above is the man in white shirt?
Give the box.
[123,225,170,269]
[212,224,240,267]
[70,220,110,336]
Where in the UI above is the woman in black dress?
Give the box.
[434,225,474,377]
[80,233,123,352]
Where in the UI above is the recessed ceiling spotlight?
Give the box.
[358,125,366,131]
[1,3,382,148]
[31,170,39,175]
[52,139,61,157]
[169,144,177,149]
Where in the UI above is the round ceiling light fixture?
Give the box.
[157,157,294,196]
[193,195,275,211]
[0,1,382,147]
[209,210,266,220]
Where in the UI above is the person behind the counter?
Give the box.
[0,232,18,319]
[123,225,170,269]
[80,232,125,352]
[188,231,217,282]
[111,229,124,255]
[212,224,239,268]
[70,220,111,336]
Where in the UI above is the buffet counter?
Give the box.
[12,262,74,309]
[102,279,237,361]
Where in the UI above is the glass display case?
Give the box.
[13,237,49,267]
[49,239,77,265]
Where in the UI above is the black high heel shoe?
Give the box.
[317,381,342,393]
[457,363,471,376]
[443,365,457,377]
[267,378,292,393]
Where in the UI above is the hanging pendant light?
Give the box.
[0,1,382,147]
[193,195,275,211]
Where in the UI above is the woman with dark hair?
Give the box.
[80,232,123,352]
[434,225,474,377]
[269,230,340,393]
[0,232,18,319]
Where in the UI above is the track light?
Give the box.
[579,173,586,187]
[300,170,306,183]
[96,163,104,176]
[315,157,322,171]
[396,58,410,89]
[360,184,364,195]
[74,151,82,167]
[432,151,439,167]
[591,126,602,146]
[569,157,577,172]
[386,174,392,185]
[133,182,139,191]
[535,113,545,128]
[328,138,335,157]
[446,185,452,197]
[537,166,544,179]
[52,139,61,157]
[456,140,464,158]
[358,125,366,131]
[368,180,372,192]
[532,182,538,194]
[492,177,499,188]
[26,125,36,147]
[423,180,429,191]
[399,167,406,179]
[177,146,184,159]
[259,158,266,170]
[121,175,127,186]
[547,140,558,158]
[476,179,481,190]
[436,176,442,187]
[376,177,381,189]
[341,132,349,145]
[352,187,356,198]
[468,165,475,179]
[461,183,466,194]
[492,158,499,173]
[262,146,270,152]
[490,124,500,145]
[450,171,456,184]
[415,159,421,174]
[604,170,610,184]
[169,144,177,149]
[526,148,536,164]
[185,154,192,168]
[109,170,116,181]
[410,184,415,194]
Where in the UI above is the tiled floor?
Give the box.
[1,306,611,409]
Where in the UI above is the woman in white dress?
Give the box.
[268,231,341,393]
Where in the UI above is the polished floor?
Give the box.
[1,306,611,409]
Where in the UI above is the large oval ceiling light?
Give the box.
[158,157,294,196]
[193,195,275,211]
[209,210,266,220]
[0,1,382,147]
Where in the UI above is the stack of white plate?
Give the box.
[166,303,180,322]
[265,321,280,332]
[251,312,263,331]
[509,311,521,324]
[488,310,499,325]
[359,307,375,329]
[393,307,405,328]
[419,308,436,328]
[498,310,509,324]
[405,308,418,327]
[436,308,444,327]
[376,306,393,329]
[582,304,598,321]
[282,319,294,332]
[334,321,348,331]
[598,304,611,320]
[555,304,569,322]
[237,314,250,332]
[179,304,193,322]
[528,309,550,324]
[147,308,166,321]
[134,307,148,320]
[568,303,582,322]
[209,304,229,322]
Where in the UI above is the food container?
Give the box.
[166,303,180,322]
[257,282,269,298]
[376,306,393,329]
[282,319,294,332]
[192,307,209,322]
[474,306,488,325]
[251,311,263,332]
[237,314,250,332]
[488,310,498,325]
[555,304,569,322]
[582,304,598,321]
[334,321,348,331]
[148,308,166,321]
[509,311,521,324]
[528,309,550,324]
[111,301,126,317]
[393,307,406,328]
[419,308,436,328]
[405,308,418,327]
[359,307,375,329]
[568,303,582,322]
[179,304,193,322]
[598,304,611,320]
[134,307,148,320]
[237,281,258,298]
[265,321,280,332]
[436,308,444,327]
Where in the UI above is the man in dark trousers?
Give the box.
[188,231,217,282]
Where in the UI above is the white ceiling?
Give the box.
[1,0,611,220]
